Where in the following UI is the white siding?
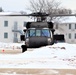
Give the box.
[0,16,33,43]
[54,23,76,44]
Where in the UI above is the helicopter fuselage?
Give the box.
[25,28,52,48]
[20,22,55,52]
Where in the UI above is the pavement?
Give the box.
[0,68,76,75]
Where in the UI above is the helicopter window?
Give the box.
[36,30,41,36]
[41,29,50,37]
[27,29,50,37]
[29,30,35,36]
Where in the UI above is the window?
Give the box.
[28,29,50,37]
[4,32,8,38]
[56,24,58,29]
[36,30,41,36]
[69,33,71,39]
[69,24,71,29]
[29,29,35,36]
[75,33,76,39]
[24,22,27,27]
[75,24,76,29]
[4,21,8,27]
[41,29,50,37]
[14,21,18,30]
[14,21,17,26]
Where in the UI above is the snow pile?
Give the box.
[0,42,22,50]
[0,42,76,69]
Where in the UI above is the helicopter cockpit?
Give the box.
[25,28,51,37]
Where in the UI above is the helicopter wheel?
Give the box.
[50,41,54,45]
[21,45,27,53]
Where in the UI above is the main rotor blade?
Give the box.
[49,14,76,17]
[0,14,31,16]
[0,13,76,17]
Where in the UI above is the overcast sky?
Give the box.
[0,0,76,12]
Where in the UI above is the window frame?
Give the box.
[4,32,8,38]
[75,33,76,39]
[4,21,8,27]
[75,24,76,29]
[69,24,71,29]
[69,33,71,39]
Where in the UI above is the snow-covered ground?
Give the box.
[0,42,22,50]
[0,42,76,69]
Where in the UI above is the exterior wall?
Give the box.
[54,23,76,44]
[0,16,32,43]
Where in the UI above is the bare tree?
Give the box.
[27,0,72,14]
[28,0,67,14]
[0,7,3,12]
[27,0,59,13]
[27,0,72,21]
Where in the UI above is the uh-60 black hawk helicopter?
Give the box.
[20,12,65,52]
[1,12,76,52]
[21,12,55,52]
[20,12,76,52]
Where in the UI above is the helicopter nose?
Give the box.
[29,37,48,48]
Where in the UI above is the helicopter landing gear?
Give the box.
[21,45,27,53]
[50,41,54,45]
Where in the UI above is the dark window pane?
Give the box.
[75,33,76,39]
[56,24,58,29]
[4,21,8,27]
[24,22,27,27]
[4,33,8,38]
[75,24,76,29]
[69,33,71,39]
[69,24,71,29]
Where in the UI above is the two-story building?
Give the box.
[0,12,33,43]
[54,16,76,43]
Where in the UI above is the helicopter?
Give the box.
[0,12,76,52]
[20,12,65,52]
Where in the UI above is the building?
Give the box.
[54,16,76,43]
[0,12,76,43]
[0,12,33,43]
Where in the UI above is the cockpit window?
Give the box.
[26,29,50,37]
[41,29,50,37]
[30,29,35,36]
[36,30,41,36]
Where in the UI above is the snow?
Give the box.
[52,16,76,23]
[0,42,76,69]
[0,12,21,15]
[60,16,76,23]
[0,42,22,50]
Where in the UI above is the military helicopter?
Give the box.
[18,12,52,52]
[20,12,76,52]
[20,12,65,52]
[0,12,76,52]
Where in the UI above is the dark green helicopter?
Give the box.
[20,12,65,52]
